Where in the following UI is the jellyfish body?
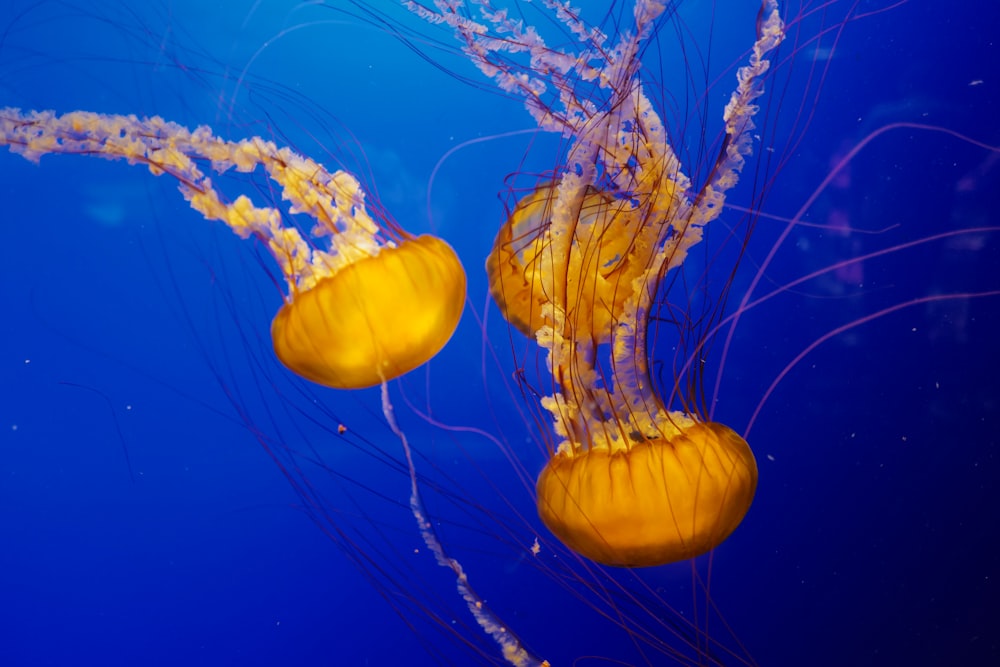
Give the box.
[0,110,466,389]
[419,0,784,567]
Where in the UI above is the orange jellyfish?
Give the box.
[411,0,783,567]
[0,109,466,391]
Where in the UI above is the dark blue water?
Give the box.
[1,1,997,665]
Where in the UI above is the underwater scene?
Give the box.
[1,1,997,665]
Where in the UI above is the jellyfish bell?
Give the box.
[537,420,757,567]
[488,181,682,341]
[271,232,466,389]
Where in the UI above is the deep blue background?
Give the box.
[1,1,998,665]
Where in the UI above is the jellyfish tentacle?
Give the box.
[381,382,549,667]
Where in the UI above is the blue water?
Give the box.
[1,1,997,665]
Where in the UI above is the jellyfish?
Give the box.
[408,0,783,567]
[0,109,466,391]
